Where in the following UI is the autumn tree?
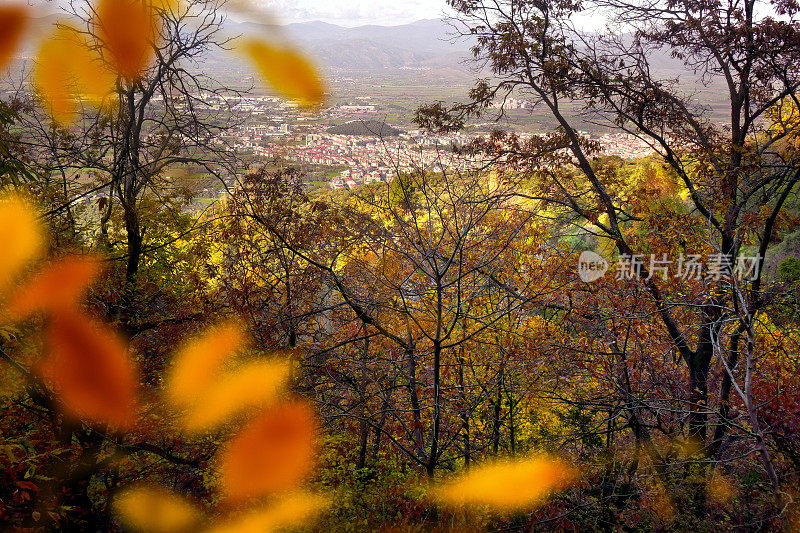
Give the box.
[16,0,243,330]
[0,1,330,529]
[220,143,577,480]
[414,0,800,521]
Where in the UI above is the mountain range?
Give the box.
[9,16,475,81]
[11,15,715,97]
[228,18,476,72]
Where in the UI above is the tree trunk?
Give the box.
[371,377,394,463]
[507,387,516,455]
[426,340,442,477]
[406,347,425,463]
[458,348,471,468]
[710,327,743,458]
[687,357,710,443]
[357,419,370,470]
[687,326,714,445]
[124,204,142,284]
[491,365,504,455]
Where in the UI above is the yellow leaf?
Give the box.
[207,492,330,533]
[114,485,204,533]
[218,402,317,500]
[241,39,325,108]
[0,194,44,293]
[433,455,577,511]
[34,25,115,124]
[181,360,290,433]
[165,322,244,407]
[0,4,28,70]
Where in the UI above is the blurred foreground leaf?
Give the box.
[9,256,102,318]
[0,194,44,293]
[432,455,577,511]
[114,485,204,533]
[218,402,316,500]
[96,0,157,79]
[241,39,325,108]
[207,492,330,533]
[0,4,28,70]
[181,360,290,433]
[34,25,116,124]
[165,322,244,406]
[42,311,138,429]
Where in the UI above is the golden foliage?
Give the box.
[0,4,28,70]
[0,194,44,293]
[207,492,330,533]
[241,40,325,108]
[432,455,577,511]
[649,488,675,522]
[114,485,204,533]
[41,310,138,429]
[218,402,316,500]
[9,255,102,318]
[707,471,736,506]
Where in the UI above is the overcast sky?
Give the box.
[254,0,452,26]
[5,0,610,29]
[4,0,452,26]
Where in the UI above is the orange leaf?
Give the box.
[9,256,102,318]
[42,311,138,429]
[165,322,244,407]
[433,455,577,511]
[218,402,316,500]
[96,0,156,79]
[0,5,28,70]
[241,40,325,108]
[180,360,290,433]
[34,29,76,123]
[0,194,44,293]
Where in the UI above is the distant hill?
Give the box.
[307,39,428,70]
[227,18,476,74]
[4,16,724,114]
[235,19,472,57]
[327,121,402,137]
